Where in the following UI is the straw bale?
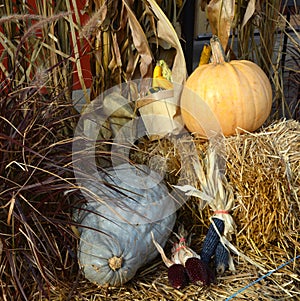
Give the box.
[225,120,300,252]
[132,119,300,252]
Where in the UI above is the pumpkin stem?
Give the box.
[210,35,227,64]
[108,255,123,271]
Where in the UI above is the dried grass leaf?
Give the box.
[123,0,153,79]
[147,0,186,85]
[241,0,256,29]
[207,0,235,50]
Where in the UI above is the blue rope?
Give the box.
[225,254,300,300]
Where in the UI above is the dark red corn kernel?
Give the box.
[168,264,189,289]
[185,257,210,286]
[200,218,225,264]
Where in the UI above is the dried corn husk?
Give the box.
[131,119,300,259]
[102,91,136,137]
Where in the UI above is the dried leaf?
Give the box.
[173,184,203,198]
[241,0,256,29]
[200,0,209,11]
[151,232,173,267]
[207,0,235,51]
[111,32,122,69]
[123,0,153,79]
[147,0,186,85]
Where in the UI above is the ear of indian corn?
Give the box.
[184,257,210,286]
[215,241,229,275]
[200,218,225,263]
[167,264,189,289]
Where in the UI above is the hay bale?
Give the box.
[225,120,300,252]
[131,119,300,260]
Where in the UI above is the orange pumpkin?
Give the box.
[180,35,272,137]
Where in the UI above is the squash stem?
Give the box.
[108,255,123,271]
[210,35,227,64]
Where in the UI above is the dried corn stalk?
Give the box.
[84,0,187,140]
[85,1,152,97]
[85,0,186,92]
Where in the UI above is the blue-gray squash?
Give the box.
[76,164,177,286]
